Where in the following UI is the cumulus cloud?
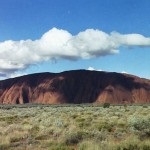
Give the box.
[87,67,130,74]
[111,32,150,46]
[87,67,96,71]
[1,27,150,77]
[87,66,102,71]
[121,71,128,74]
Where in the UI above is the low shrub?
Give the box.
[65,132,83,145]
[103,103,110,108]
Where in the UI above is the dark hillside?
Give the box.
[0,70,150,104]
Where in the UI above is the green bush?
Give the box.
[65,131,89,145]
[103,103,110,108]
[128,116,150,139]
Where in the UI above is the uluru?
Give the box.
[0,70,150,104]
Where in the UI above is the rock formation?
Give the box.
[0,70,150,104]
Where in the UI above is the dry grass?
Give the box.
[0,104,150,149]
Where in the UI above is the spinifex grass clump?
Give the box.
[0,104,149,150]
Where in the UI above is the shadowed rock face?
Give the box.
[0,70,150,104]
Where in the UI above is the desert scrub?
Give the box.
[128,114,150,140]
[0,104,150,149]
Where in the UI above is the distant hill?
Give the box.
[0,70,150,104]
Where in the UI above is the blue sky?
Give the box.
[0,0,150,79]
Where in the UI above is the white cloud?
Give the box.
[0,71,27,80]
[9,72,27,79]
[121,71,128,74]
[0,27,150,77]
[87,68,131,76]
[87,66,102,71]
[111,32,150,46]
[87,67,96,71]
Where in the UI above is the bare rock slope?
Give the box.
[0,70,150,104]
